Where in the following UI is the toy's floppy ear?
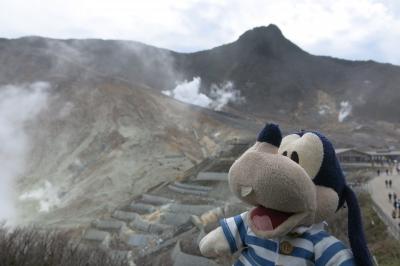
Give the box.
[344,185,373,266]
[257,123,282,147]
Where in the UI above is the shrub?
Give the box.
[0,225,127,266]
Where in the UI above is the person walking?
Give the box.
[378,169,381,176]
[385,180,388,188]
[396,201,400,218]
[394,192,397,203]
[389,179,393,188]
[389,192,392,202]
[386,169,389,176]
[392,209,397,219]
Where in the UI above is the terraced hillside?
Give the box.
[79,140,251,265]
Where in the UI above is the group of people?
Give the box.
[386,179,393,188]
[383,169,400,220]
[389,192,400,219]
[377,168,395,176]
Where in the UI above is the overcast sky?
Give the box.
[1,0,400,64]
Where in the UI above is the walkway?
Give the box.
[368,170,400,240]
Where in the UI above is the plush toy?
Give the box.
[199,123,372,266]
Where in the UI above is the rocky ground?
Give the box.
[77,140,251,265]
[14,80,257,228]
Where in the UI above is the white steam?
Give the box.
[162,77,244,111]
[209,81,245,111]
[19,181,60,213]
[162,77,212,108]
[0,82,49,223]
[338,101,352,122]
[318,105,333,116]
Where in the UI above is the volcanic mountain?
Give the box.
[2,24,400,225]
[2,24,400,125]
[174,25,400,124]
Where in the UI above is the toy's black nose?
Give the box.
[257,123,282,147]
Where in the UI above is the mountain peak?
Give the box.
[236,24,304,56]
[238,24,284,42]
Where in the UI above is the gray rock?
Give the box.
[141,194,174,205]
[172,181,212,192]
[167,184,209,196]
[129,216,150,232]
[149,222,174,235]
[163,203,214,216]
[92,218,126,232]
[159,212,191,226]
[83,229,110,247]
[125,234,157,247]
[130,216,174,235]
[112,210,140,221]
[129,202,157,214]
[196,172,228,181]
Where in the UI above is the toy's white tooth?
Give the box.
[240,186,253,197]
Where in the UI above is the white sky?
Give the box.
[1,0,400,64]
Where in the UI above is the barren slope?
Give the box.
[15,79,256,226]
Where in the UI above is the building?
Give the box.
[335,148,371,164]
[367,150,400,163]
[335,147,400,169]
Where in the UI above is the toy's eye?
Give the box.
[290,151,299,164]
[279,132,323,178]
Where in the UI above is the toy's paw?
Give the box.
[199,227,230,257]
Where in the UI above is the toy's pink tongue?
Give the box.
[251,206,293,231]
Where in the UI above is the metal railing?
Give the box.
[370,199,400,241]
[363,182,400,241]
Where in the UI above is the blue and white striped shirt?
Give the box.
[219,212,355,266]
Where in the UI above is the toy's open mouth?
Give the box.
[250,205,294,231]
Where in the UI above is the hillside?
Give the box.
[13,78,256,226]
[2,24,400,126]
[174,25,400,124]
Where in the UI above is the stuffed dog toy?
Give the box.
[199,124,372,266]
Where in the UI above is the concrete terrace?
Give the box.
[79,140,251,265]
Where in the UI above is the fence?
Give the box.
[370,199,400,241]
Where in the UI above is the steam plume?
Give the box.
[0,82,49,224]
[162,77,244,110]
